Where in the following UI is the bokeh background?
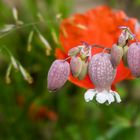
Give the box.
[0,0,140,140]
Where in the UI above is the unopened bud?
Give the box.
[127,42,140,77]
[122,45,128,66]
[80,45,91,60]
[110,44,123,68]
[70,56,82,77]
[118,30,128,47]
[68,47,80,56]
[47,60,70,92]
[78,61,88,80]
[118,27,135,47]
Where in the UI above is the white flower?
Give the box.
[84,89,121,104]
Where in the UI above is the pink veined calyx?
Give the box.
[85,52,121,104]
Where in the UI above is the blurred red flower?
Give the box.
[28,103,58,121]
[55,5,140,89]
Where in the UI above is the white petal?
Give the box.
[107,93,115,104]
[96,90,115,104]
[84,89,96,102]
[110,90,121,103]
[96,90,108,104]
[114,91,121,103]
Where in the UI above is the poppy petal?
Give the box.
[56,5,140,89]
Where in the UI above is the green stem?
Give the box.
[0,22,39,39]
[91,44,111,51]
[0,45,13,57]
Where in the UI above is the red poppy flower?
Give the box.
[55,5,140,89]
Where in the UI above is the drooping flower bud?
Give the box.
[110,44,123,68]
[70,56,82,77]
[84,53,121,104]
[78,61,88,80]
[127,42,140,77]
[122,45,128,66]
[118,30,128,47]
[68,47,81,56]
[80,45,91,60]
[118,27,135,47]
[47,60,70,92]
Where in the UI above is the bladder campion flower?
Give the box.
[85,52,121,104]
[55,5,140,89]
[47,5,140,105]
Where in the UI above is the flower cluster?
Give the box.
[47,26,140,104]
[47,6,140,105]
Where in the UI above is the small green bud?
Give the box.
[118,31,128,47]
[110,44,123,68]
[78,61,88,80]
[70,56,82,77]
[122,45,128,66]
[68,47,80,56]
[80,45,91,60]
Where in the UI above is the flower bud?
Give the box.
[47,60,70,92]
[127,42,140,77]
[122,45,128,66]
[110,44,123,68]
[80,45,91,60]
[118,28,134,47]
[70,56,82,77]
[68,47,80,56]
[78,61,88,80]
[118,30,128,47]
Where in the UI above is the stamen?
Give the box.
[76,24,87,30]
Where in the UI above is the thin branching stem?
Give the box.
[63,56,71,61]
[91,44,111,51]
[0,22,40,39]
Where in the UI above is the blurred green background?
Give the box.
[0,0,140,140]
